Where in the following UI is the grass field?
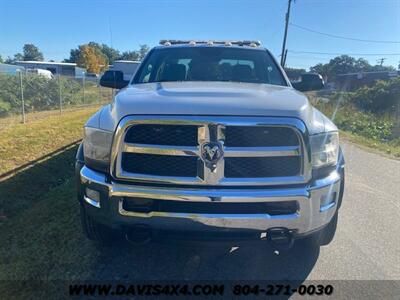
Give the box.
[0,106,101,176]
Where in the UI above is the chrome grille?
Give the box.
[111,116,311,186]
[225,156,301,178]
[224,126,299,147]
[124,124,198,146]
[121,153,198,177]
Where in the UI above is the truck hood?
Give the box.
[95,81,334,134]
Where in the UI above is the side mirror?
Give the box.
[292,74,324,92]
[100,70,129,89]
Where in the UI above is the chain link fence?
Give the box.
[0,70,114,127]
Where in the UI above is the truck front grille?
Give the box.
[224,126,299,147]
[121,153,198,177]
[225,157,301,178]
[112,116,310,186]
[122,197,299,216]
[125,124,198,146]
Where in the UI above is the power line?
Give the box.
[290,23,400,44]
[288,50,400,56]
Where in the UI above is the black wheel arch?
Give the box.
[75,142,85,204]
[337,146,345,210]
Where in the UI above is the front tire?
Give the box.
[80,205,119,245]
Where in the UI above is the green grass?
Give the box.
[340,131,400,158]
[307,91,400,159]
[0,107,116,298]
[0,106,101,175]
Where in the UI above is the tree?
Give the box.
[65,42,120,64]
[4,56,13,64]
[65,42,102,63]
[0,55,3,63]
[22,43,44,61]
[309,63,330,80]
[310,55,395,82]
[326,55,358,79]
[354,58,370,71]
[4,53,23,64]
[101,44,120,64]
[119,50,140,61]
[76,44,108,73]
[65,42,150,65]
[118,45,149,61]
[64,49,80,63]
[138,44,150,60]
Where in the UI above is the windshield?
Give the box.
[133,47,287,86]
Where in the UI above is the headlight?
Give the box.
[310,132,339,168]
[83,127,113,172]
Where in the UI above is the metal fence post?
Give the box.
[82,74,85,105]
[98,83,102,104]
[18,71,26,124]
[58,74,62,113]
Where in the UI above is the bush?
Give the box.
[334,110,393,141]
[0,99,12,117]
[0,73,100,116]
[350,77,400,114]
[312,92,395,142]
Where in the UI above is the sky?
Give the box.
[0,0,399,70]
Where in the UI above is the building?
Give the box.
[0,63,25,75]
[14,61,86,78]
[335,70,400,90]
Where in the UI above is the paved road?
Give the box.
[88,142,399,296]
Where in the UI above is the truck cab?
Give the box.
[76,40,344,249]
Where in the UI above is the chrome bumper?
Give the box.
[80,166,341,235]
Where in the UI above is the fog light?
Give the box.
[84,187,101,208]
[320,192,336,212]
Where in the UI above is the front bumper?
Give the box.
[79,165,342,237]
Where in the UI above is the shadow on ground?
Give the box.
[90,238,319,281]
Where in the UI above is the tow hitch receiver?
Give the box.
[267,227,294,250]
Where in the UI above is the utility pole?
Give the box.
[282,49,288,68]
[377,58,386,67]
[280,0,293,67]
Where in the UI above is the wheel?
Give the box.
[80,205,120,245]
[319,212,338,246]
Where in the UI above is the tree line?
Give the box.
[1,43,398,78]
[285,55,396,82]
[1,43,150,73]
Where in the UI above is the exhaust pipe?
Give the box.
[125,225,153,246]
[267,227,294,251]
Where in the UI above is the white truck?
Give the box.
[76,40,345,250]
[26,68,53,79]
